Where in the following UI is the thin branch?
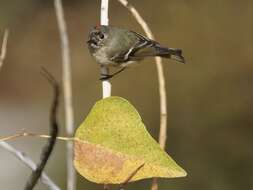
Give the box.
[150,178,158,190]
[0,142,60,190]
[24,69,59,190]
[103,184,110,190]
[0,30,60,190]
[116,0,167,147]
[0,133,25,141]
[0,131,74,142]
[100,0,112,98]
[117,163,145,190]
[54,1,76,190]
[121,163,145,186]
[101,66,111,98]
[0,29,9,71]
[116,1,168,190]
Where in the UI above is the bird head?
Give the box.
[87,25,110,49]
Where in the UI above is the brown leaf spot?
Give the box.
[74,140,126,177]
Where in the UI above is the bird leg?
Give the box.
[100,67,126,80]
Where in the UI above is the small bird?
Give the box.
[87,25,185,80]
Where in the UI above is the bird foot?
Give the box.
[99,74,113,81]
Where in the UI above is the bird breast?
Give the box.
[92,47,114,66]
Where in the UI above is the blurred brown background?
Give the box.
[0,0,253,190]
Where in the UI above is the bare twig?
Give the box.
[0,142,60,190]
[0,131,74,142]
[0,133,25,141]
[116,1,168,190]
[0,30,60,190]
[100,0,112,98]
[150,178,158,190]
[0,29,9,71]
[24,69,59,190]
[120,163,145,188]
[103,184,110,190]
[54,1,76,190]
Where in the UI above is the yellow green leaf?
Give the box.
[74,96,186,184]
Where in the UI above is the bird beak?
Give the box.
[87,39,92,44]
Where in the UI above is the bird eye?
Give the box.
[99,33,104,39]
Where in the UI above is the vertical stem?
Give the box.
[155,57,167,149]
[100,0,109,25]
[101,65,111,98]
[54,1,76,190]
[0,29,9,71]
[100,0,112,98]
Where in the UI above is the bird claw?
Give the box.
[99,74,113,81]
[99,67,126,80]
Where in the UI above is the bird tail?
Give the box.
[156,47,185,64]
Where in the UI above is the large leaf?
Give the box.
[74,96,186,184]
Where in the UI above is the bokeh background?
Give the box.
[0,0,252,190]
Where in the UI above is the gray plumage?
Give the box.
[87,25,185,66]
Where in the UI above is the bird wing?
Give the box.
[110,31,158,63]
[128,31,159,59]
